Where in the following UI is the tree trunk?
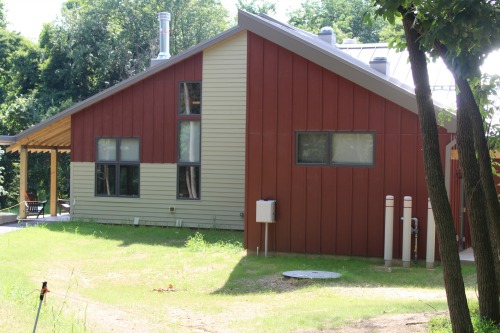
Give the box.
[434,41,500,294]
[401,13,473,333]
[455,77,500,291]
[456,91,500,323]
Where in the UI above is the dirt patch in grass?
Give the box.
[293,311,448,333]
[47,273,454,333]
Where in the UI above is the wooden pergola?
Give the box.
[5,117,71,218]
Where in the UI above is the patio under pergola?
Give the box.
[0,116,71,219]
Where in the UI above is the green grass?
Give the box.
[0,221,480,332]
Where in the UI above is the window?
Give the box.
[179,81,201,115]
[177,81,201,199]
[177,120,201,199]
[296,131,375,166]
[297,132,328,165]
[96,138,140,197]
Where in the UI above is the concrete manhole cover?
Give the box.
[282,270,342,279]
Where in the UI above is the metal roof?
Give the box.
[338,42,456,106]
[3,10,457,152]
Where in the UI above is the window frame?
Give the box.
[95,137,141,198]
[296,131,376,167]
[177,120,202,200]
[177,80,202,200]
[178,81,202,116]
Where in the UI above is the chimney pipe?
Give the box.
[369,56,390,76]
[318,27,336,46]
[157,12,171,60]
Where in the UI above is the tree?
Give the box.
[372,0,500,328]
[0,0,6,29]
[38,0,230,104]
[236,0,276,15]
[371,2,475,331]
[289,0,394,43]
[400,0,500,323]
[426,3,500,303]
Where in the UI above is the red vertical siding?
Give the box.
[122,89,133,137]
[305,62,323,253]
[245,32,264,252]
[275,47,293,252]
[351,85,370,255]
[112,92,123,136]
[82,106,94,162]
[367,94,385,256]
[245,32,457,257]
[71,54,203,163]
[163,68,175,162]
[321,70,338,254]
[290,55,308,253]
[261,40,279,250]
[153,73,165,163]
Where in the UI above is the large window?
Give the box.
[96,138,140,197]
[177,81,201,199]
[296,131,375,166]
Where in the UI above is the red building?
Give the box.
[2,11,465,261]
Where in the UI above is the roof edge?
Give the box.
[0,136,15,146]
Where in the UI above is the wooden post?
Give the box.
[50,148,58,216]
[19,146,28,219]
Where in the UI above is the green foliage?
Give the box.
[0,146,4,196]
[236,0,276,15]
[289,0,394,43]
[185,231,244,253]
[0,0,6,29]
[428,305,500,333]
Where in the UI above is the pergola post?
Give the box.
[19,146,28,219]
[50,148,58,216]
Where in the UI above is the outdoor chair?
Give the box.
[24,192,46,219]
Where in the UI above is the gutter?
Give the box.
[0,135,15,146]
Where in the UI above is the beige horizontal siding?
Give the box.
[71,163,244,229]
[200,31,247,229]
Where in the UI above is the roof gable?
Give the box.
[237,11,456,133]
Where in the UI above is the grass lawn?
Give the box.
[0,221,479,332]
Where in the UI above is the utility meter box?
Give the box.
[256,200,276,223]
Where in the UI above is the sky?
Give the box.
[3,0,301,41]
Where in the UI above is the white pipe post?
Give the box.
[402,196,412,268]
[265,223,269,257]
[384,195,394,267]
[426,198,436,269]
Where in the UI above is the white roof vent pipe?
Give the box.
[151,12,171,67]
[157,12,171,59]
[343,38,357,44]
[369,56,391,76]
[318,27,336,46]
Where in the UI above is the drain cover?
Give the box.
[282,270,342,279]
